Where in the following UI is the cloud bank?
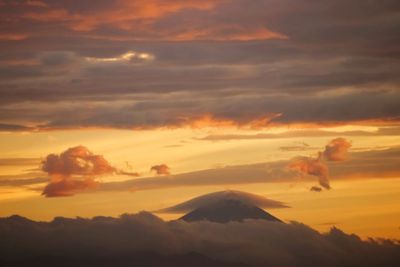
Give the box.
[0,0,399,131]
[0,212,399,267]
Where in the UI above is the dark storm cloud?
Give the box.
[0,212,399,267]
[0,0,399,129]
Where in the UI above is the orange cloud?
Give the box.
[41,146,115,197]
[323,137,352,161]
[0,33,30,41]
[14,0,284,41]
[289,138,352,190]
[150,164,171,175]
[42,146,115,176]
[289,153,330,190]
[183,113,282,129]
[42,175,98,197]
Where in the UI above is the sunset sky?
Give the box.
[1,0,400,240]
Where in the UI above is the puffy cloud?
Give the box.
[289,153,330,190]
[323,138,352,161]
[150,164,171,175]
[157,190,289,213]
[0,212,399,267]
[289,138,352,190]
[42,146,115,176]
[41,176,98,197]
[41,146,116,197]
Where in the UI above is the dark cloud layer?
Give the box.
[0,212,399,267]
[0,0,399,130]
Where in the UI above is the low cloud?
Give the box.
[0,212,399,267]
[150,164,171,175]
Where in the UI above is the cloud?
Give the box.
[102,160,293,192]
[157,190,289,213]
[0,212,399,267]
[289,153,331,190]
[310,186,322,192]
[42,146,115,176]
[0,176,47,187]
[150,164,171,175]
[199,126,400,141]
[323,137,352,161]
[289,138,352,190]
[41,176,98,197]
[0,1,400,131]
[279,142,316,152]
[0,157,40,166]
[41,146,116,197]
[99,146,400,193]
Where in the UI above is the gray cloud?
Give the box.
[0,91,399,131]
[0,212,399,267]
[0,1,399,130]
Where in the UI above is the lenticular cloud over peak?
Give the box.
[157,190,289,213]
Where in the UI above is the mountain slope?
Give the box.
[179,199,282,223]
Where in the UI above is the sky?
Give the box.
[0,0,400,240]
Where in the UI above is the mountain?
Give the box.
[157,190,288,213]
[179,198,282,223]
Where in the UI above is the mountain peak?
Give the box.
[179,198,282,223]
[158,190,288,214]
